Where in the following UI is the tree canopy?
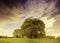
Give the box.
[13,18,46,38]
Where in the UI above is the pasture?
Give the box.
[0,38,59,43]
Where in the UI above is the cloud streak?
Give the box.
[0,0,60,37]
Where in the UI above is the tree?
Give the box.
[21,18,45,38]
[13,29,20,38]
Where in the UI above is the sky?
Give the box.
[0,0,60,37]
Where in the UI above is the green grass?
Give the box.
[0,38,60,43]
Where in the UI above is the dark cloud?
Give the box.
[0,0,19,8]
[0,0,28,8]
[0,8,15,20]
[47,0,60,17]
[19,0,28,9]
[50,0,60,18]
[0,0,28,20]
[19,0,28,5]
[45,0,51,3]
[0,0,60,21]
[0,7,13,20]
[51,9,60,18]
[0,0,19,20]
[56,0,60,8]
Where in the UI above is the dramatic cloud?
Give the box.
[0,0,60,37]
[0,0,28,20]
[56,0,60,8]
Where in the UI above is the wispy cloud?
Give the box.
[0,0,60,37]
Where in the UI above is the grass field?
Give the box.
[0,38,60,43]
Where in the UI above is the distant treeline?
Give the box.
[0,35,60,40]
[45,36,55,39]
[0,36,13,38]
[45,36,60,40]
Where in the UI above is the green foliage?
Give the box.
[46,36,55,39]
[21,18,45,38]
[21,18,45,30]
[56,37,60,41]
[13,29,20,38]
[13,18,46,38]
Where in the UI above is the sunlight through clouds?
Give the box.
[0,0,60,37]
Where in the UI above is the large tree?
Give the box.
[21,18,45,38]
